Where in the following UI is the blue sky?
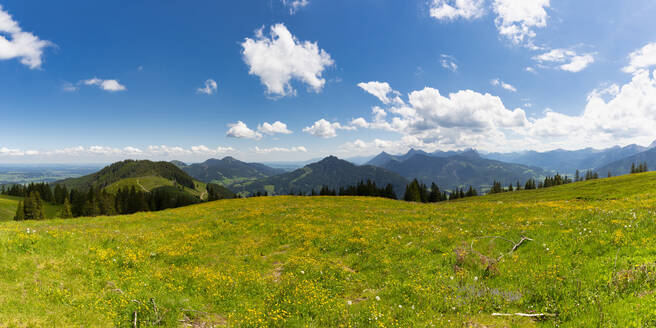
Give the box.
[1,0,656,163]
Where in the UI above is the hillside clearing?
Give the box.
[0,173,655,326]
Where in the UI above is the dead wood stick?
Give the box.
[492,312,556,318]
[133,311,137,328]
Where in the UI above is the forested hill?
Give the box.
[232,156,408,196]
[181,157,285,185]
[57,160,196,190]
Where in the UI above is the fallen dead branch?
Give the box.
[470,235,534,262]
[492,312,557,318]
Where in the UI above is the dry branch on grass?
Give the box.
[492,312,557,318]
[470,235,534,262]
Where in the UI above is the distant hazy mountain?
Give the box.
[366,148,477,167]
[377,153,547,191]
[233,156,408,196]
[482,144,647,173]
[182,157,285,186]
[170,160,188,168]
[596,147,656,176]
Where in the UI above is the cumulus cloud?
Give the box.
[0,5,53,69]
[493,0,550,47]
[440,54,458,72]
[529,69,656,148]
[282,0,309,14]
[357,81,404,105]
[302,119,355,139]
[623,42,656,74]
[241,23,334,98]
[253,146,307,154]
[351,70,656,153]
[533,49,595,73]
[196,79,218,95]
[429,0,486,20]
[491,78,517,92]
[82,78,127,92]
[226,121,263,140]
[258,121,293,135]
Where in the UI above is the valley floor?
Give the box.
[1,173,656,327]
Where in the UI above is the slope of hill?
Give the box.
[58,160,196,190]
[0,195,62,221]
[1,173,655,326]
[483,144,647,172]
[378,153,547,191]
[233,156,408,196]
[182,157,285,187]
[170,160,188,168]
[56,160,220,201]
[596,147,656,176]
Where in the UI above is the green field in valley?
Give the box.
[0,173,655,327]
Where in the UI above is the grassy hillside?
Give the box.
[0,195,62,221]
[103,176,209,200]
[1,173,655,326]
[58,160,196,190]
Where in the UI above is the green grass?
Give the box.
[1,173,655,327]
[104,176,209,200]
[0,195,63,221]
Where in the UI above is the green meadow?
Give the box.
[0,173,655,327]
[0,195,62,221]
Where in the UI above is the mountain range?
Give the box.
[367,151,546,191]
[482,144,649,173]
[596,147,656,176]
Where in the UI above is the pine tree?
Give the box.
[14,200,25,221]
[59,198,73,218]
[404,179,422,202]
[575,170,580,182]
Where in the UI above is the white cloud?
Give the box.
[253,146,307,154]
[302,119,355,139]
[351,71,656,153]
[525,66,537,74]
[82,78,127,92]
[491,78,517,92]
[357,81,403,105]
[440,54,458,72]
[533,49,595,73]
[226,121,263,140]
[429,0,486,20]
[623,42,656,74]
[282,0,309,14]
[241,23,334,98]
[529,69,656,148]
[493,0,550,47]
[258,121,292,135]
[196,79,218,95]
[0,5,52,69]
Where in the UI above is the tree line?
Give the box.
[403,179,477,203]
[2,182,234,221]
[630,162,649,174]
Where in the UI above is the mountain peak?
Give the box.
[319,155,341,163]
[221,156,241,163]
